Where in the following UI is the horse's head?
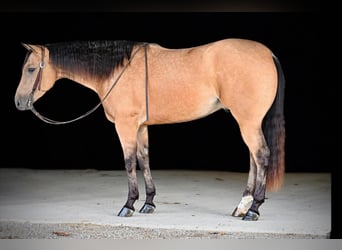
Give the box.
[14,43,57,111]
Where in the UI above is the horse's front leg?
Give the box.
[137,125,156,213]
[115,119,140,217]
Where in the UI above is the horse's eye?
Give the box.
[27,67,35,73]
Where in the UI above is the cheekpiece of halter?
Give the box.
[27,47,45,109]
[33,47,46,91]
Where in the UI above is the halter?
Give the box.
[27,46,45,109]
[29,43,149,125]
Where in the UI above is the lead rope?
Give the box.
[31,44,147,125]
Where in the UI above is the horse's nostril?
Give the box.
[15,101,21,110]
[14,97,25,111]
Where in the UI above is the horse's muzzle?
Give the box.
[14,95,32,111]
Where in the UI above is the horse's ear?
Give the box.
[21,43,42,54]
[21,43,31,51]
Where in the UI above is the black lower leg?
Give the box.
[139,184,156,214]
[137,142,156,213]
[249,197,265,214]
[118,155,139,217]
[243,183,266,221]
[144,188,156,207]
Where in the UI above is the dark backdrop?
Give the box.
[0,11,322,173]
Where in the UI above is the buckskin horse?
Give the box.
[14,39,285,220]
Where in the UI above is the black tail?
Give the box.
[263,54,286,191]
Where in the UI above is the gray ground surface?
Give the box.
[0,221,326,239]
[0,169,331,239]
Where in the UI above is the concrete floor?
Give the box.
[0,168,331,238]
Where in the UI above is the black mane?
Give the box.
[45,40,141,81]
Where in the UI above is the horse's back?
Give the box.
[151,38,275,85]
[144,38,277,125]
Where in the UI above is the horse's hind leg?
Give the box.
[234,125,270,221]
[137,125,156,213]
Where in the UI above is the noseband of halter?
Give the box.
[29,43,149,125]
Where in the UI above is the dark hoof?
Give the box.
[139,203,155,214]
[118,206,135,217]
[242,210,259,221]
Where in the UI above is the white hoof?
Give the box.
[231,195,253,217]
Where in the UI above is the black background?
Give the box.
[0,0,338,239]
